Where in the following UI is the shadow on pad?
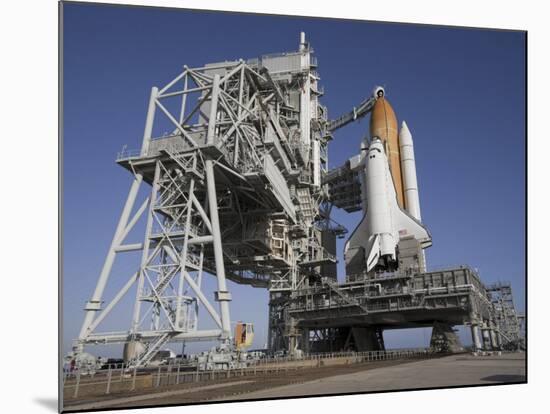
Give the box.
[481,374,526,383]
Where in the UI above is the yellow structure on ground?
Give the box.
[235,322,254,350]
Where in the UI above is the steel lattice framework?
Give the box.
[75,36,337,364]
[486,282,525,350]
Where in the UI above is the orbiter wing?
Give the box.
[390,204,432,249]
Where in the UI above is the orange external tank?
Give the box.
[369,96,406,209]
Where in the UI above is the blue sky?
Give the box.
[62,2,525,356]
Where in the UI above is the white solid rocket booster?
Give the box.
[399,121,422,221]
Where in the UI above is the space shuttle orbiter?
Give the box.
[344,89,431,276]
[345,137,431,274]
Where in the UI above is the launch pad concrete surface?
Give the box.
[63,354,525,411]
[63,380,254,411]
[216,353,526,401]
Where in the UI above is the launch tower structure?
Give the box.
[75,33,339,365]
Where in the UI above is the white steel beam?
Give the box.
[114,243,143,253]
[117,197,149,244]
[155,99,198,148]
[78,173,143,342]
[131,163,161,334]
[86,272,139,334]
[206,74,220,146]
[205,158,232,338]
[175,178,195,329]
[86,329,223,344]
[140,87,158,156]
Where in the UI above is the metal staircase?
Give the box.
[131,332,173,367]
[296,187,315,223]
